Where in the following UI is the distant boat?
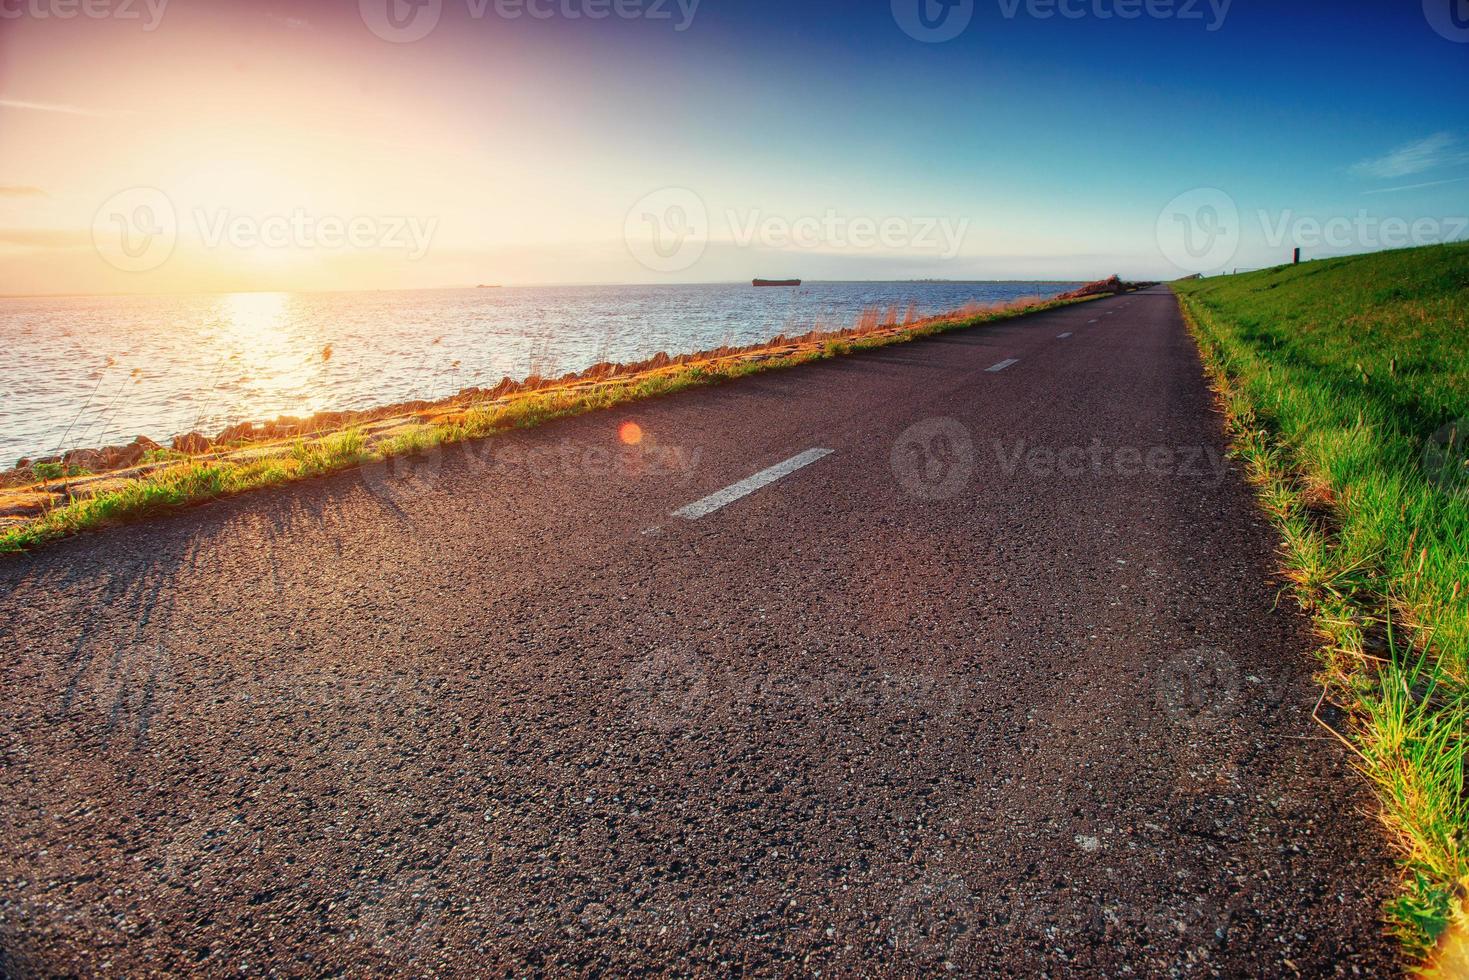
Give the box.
[753,279,801,287]
[476,284,501,289]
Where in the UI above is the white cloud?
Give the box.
[0,229,90,249]
[1361,175,1469,196]
[0,98,126,118]
[1351,133,1466,180]
[266,12,310,29]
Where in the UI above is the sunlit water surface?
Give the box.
[0,281,1078,464]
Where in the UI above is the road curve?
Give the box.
[0,288,1396,975]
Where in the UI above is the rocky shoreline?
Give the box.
[1055,275,1152,300]
[0,281,1137,528]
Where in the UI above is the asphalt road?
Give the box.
[0,289,1396,975]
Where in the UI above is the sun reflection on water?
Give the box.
[2,282,1079,464]
[222,291,288,344]
[212,292,329,422]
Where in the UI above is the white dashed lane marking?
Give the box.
[987,359,1019,373]
[673,449,835,521]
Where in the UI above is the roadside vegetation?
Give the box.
[1173,242,1468,967]
[0,294,1098,554]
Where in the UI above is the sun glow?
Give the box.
[222,291,289,345]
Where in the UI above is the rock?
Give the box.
[15,458,30,470]
[257,415,301,437]
[62,449,106,472]
[302,411,351,434]
[132,436,161,452]
[109,443,147,469]
[216,422,257,444]
[172,432,210,455]
[1056,275,1156,300]
[1058,276,1126,300]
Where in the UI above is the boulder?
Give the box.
[216,422,257,444]
[107,442,148,469]
[172,432,211,455]
[303,411,352,434]
[1057,276,1126,300]
[62,448,106,472]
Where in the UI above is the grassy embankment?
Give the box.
[0,294,1097,554]
[1173,243,1467,967]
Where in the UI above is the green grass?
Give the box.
[31,461,93,483]
[0,294,1097,555]
[290,429,370,477]
[1173,242,1468,964]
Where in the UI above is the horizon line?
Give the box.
[0,277,1101,301]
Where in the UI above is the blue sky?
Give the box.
[591,0,1469,276]
[1,0,1466,291]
